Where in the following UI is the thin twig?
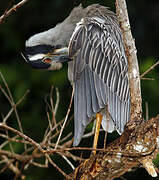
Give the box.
[49,86,58,131]
[0,134,32,145]
[145,102,149,122]
[104,131,108,149]
[140,61,159,78]
[43,87,60,141]
[43,117,65,144]
[61,150,85,162]
[46,147,108,154]
[120,176,127,180]
[55,88,74,149]
[0,84,12,105]
[0,150,32,162]
[59,132,72,145]
[0,0,30,24]
[45,154,71,179]
[3,90,30,123]
[0,123,44,153]
[0,163,9,174]
[83,120,96,138]
[31,161,48,168]
[2,155,23,178]
[141,77,155,81]
[0,72,29,150]
[5,130,14,153]
[61,154,75,170]
[2,108,14,123]
[43,113,52,142]
[0,138,10,149]
[54,87,60,115]
[0,71,14,103]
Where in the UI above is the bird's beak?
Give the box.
[50,47,72,63]
[46,47,72,70]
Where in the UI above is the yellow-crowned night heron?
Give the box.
[24,4,130,151]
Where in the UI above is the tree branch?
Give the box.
[70,115,159,179]
[140,60,159,78]
[116,0,142,129]
[0,0,29,24]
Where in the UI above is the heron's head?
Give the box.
[24,4,85,70]
[24,33,71,71]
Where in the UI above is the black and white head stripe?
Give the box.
[24,46,51,69]
[27,59,50,69]
[25,45,53,56]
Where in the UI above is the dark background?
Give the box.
[0,0,159,179]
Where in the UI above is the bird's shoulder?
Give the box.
[69,14,124,63]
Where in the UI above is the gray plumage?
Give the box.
[68,6,130,146]
[25,4,130,146]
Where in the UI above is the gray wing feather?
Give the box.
[94,73,106,107]
[86,66,100,114]
[73,71,87,146]
[84,68,94,118]
[69,17,130,146]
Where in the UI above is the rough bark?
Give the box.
[70,115,159,179]
[116,0,142,129]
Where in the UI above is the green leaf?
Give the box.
[153,154,159,169]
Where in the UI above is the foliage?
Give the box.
[153,154,159,170]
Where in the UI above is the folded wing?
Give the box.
[68,17,130,146]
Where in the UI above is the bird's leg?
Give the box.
[92,113,103,155]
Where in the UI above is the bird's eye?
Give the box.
[43,58,52,64]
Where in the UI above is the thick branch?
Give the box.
[116,0,142,128]
[70,115,159,179]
